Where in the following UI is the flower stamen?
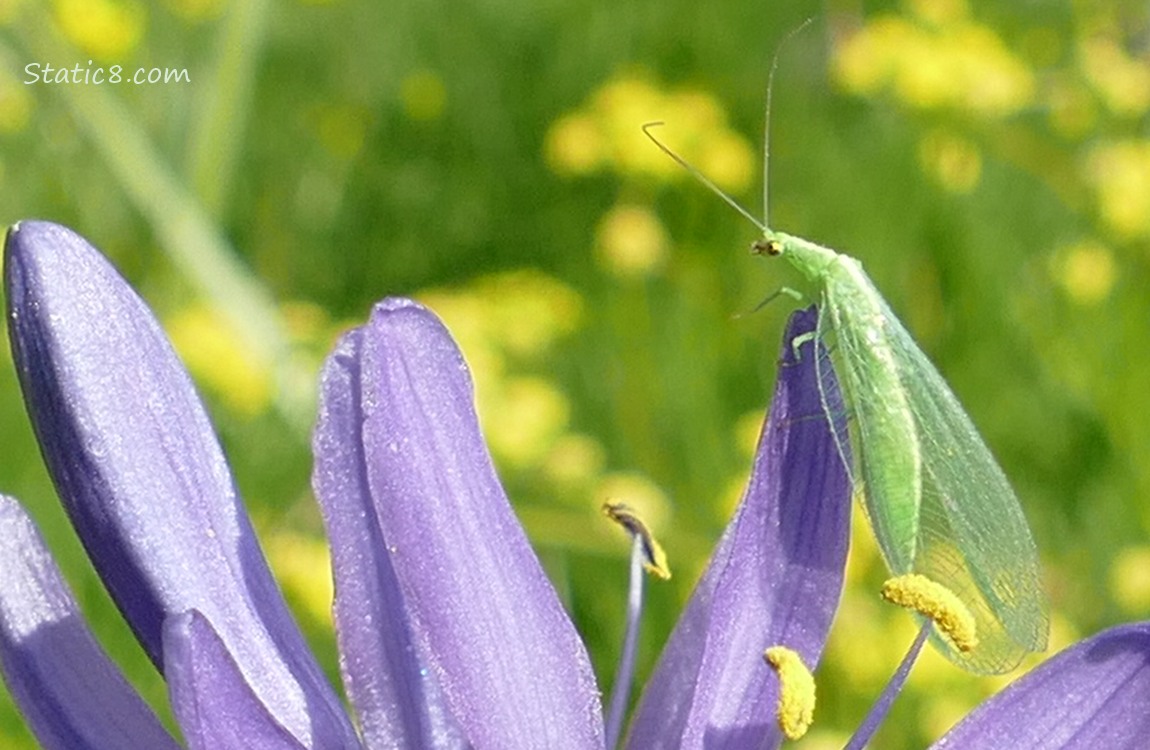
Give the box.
[845,576,978,748]
[602,501,671,580]
[763,646,815,740]
[880,574,979,653]
[602,501,671,749]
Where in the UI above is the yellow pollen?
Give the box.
[763,646,815,741]
[880,574,979,652]
[602,501,671,580]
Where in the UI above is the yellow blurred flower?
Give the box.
[1079,35,1150,117]
[541,433,606,488]
[545,73,754,192]
[484,376,571,468]
[834,17,914,96]
[891,38,957,110]
[401,69,447,122]
[475,272,584,356]
[954,25,1036,115]
[53,0,145,61]
[263,529,334,626]
[1051,239,1117,306]
[1109,546,1150,615]
[918,129,982,193]
[422,270,583,360]
[668,90,725,133]
[594,76,670,176]
[1084,139,1150,240]
[594,203,669,279]
[166,304,273,417]
[545,113,607,175]
[699,130,756,196]
[834,14,1034,118]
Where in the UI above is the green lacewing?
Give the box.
[644,60,1048,675]
[753,230,1048,674]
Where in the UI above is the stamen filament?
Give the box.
[843,621,932,750]
[604,535,646,750]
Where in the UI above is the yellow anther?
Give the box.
[763,646,815,741]
[881,574,979,653]
[602,501,671,580]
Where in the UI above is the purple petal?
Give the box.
[348,298,603,748]
[0,495,180,750]
[933,622,1150,748]
[313,329,466,749]
[164,611,306,750]
[625,305,852,750]
[4,221,360,748]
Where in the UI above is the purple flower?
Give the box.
[0,220,853,748]
[623,305,852,749]
[2,220,360,749]
[311,299,603,748]
[932,623,1150,748]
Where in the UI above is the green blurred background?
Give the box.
[2,0,1149,747]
